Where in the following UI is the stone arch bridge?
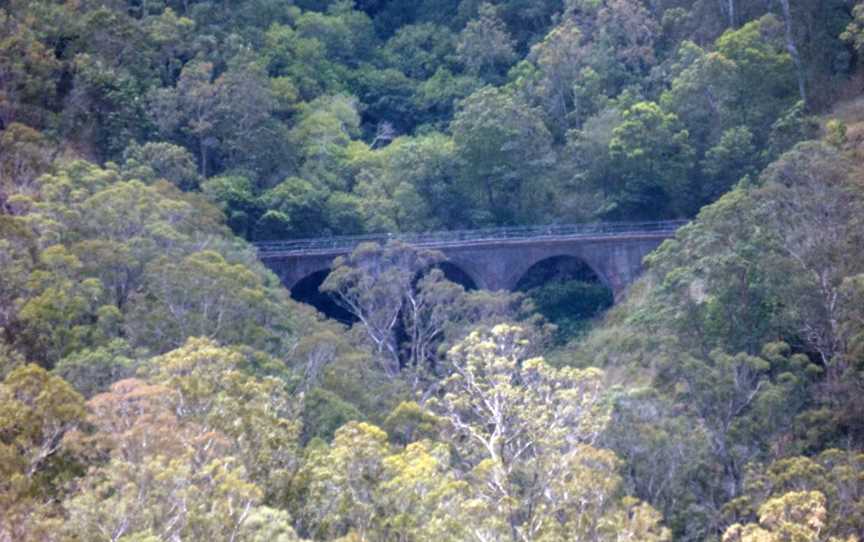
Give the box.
[256,221,686,300]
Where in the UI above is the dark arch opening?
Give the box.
[514,256,606,291]
[514,255,614,344]
[291,269,357,325]
[433,261,478,291]
[412,261,479,291]
[355,260,475,371]
[291,261,478,327]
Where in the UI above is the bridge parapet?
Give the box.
[255,220,688,259]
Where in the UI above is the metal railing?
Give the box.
[254,220,688,257]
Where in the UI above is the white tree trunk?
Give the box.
[720,0,736,27]
[778,0,808,108]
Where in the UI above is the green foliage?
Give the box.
[18,245,109,364]
[725,450,864,542]
[6,0,836,235]
[0,122,53,193]
[451,85,555,225]
[53,340,140,398]
[456,3,517,83]
[4,159,304,366]
[0,8,63,127]
[526,279,613,342]
[571,138,864,539]
[432,324,670,540]
[289,94,362,192]
[148,59,278,176]
[701,126,759,201]
[382,23,458,80]
[121,141,201,190]
[842,2,864,57]
[201,173,264,237]
[606,101,694,217]
[0,364,85,536]
[57,369,295,541]
[302,387,365,442]
[141,338,302,500]
[0,0,845,235]
[2,0,864,539]
[258,176,330,238]
[383,401,440,445]
[129,250,294,353]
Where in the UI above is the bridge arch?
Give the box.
[285,258,482,322]
[419,261,480,291]
[512,254,610,293]
[290,267,330,294]
[512,253,615,342]
[290,267,356,324]
[431,257,487,291]
[481,245,620,294]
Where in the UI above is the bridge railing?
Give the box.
[254,220,688,256]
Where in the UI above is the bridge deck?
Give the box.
[255,220,687,259]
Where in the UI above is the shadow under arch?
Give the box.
[290,259,480,326]
[422,261,479,291]
[514,254,608,292]
[513,254,614,343]
[290,268,357,324]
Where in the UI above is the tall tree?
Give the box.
[451,86,555,225]
[0,365,85,540]
[148,59,275,177]
[433,324,670,541]
[321,241,444,378]
[456,3,517,83]
[754,142,864,382]
[606,101,694,217]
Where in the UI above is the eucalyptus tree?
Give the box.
[433,324,670,541]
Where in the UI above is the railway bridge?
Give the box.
[256,221,686,300]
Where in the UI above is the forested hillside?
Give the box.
[2,0,864,540]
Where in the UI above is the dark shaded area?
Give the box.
[359,0,461,36]
[301,388,364,443]
[436,261,478,291]
[291,269,357,324]
[397,261,477,367]
[291,261,476,326]
[515,255,604,290]
[515,256,613,343]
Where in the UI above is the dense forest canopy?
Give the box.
[3,0,864,540]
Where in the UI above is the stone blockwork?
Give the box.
[261,233,672,301]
